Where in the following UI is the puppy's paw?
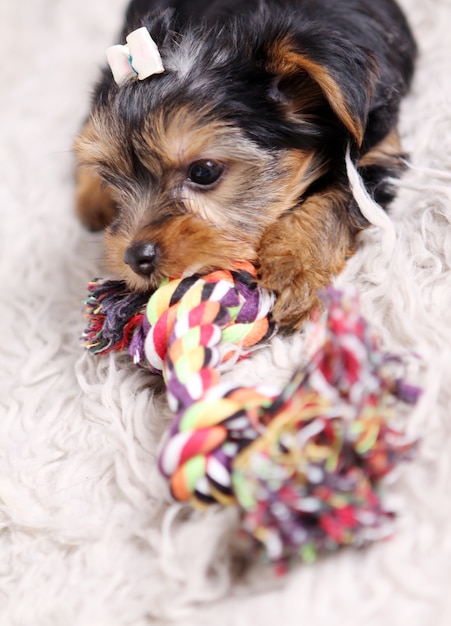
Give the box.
[258,253,326,330]
[256,200,351,330]
[75,168,118,231]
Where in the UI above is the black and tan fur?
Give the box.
[75,0,416,328]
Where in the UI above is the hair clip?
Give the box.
[106,27,165,86]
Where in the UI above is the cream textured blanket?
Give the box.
[1,0,450,624]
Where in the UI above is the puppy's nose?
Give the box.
[123,241,158,276]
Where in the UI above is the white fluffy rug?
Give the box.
[1,0,451,624]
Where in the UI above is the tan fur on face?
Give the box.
[76,102,329,294]
[134,106,324,235]
[105,213,257,291]
[75,115,135,183]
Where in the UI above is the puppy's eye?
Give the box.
[188,160,224,186]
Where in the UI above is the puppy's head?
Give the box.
[75,10,377,291]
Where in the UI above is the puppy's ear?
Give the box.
[267,35,378,146]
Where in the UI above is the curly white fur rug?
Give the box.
[1,0,451,624]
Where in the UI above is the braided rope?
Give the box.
[84,263,420,564]
[144,263,276,505]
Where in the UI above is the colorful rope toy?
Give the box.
[83,262,420,566]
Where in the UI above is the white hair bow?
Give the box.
[106,27,165,86]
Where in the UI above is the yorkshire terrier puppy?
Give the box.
[75,0,416,329]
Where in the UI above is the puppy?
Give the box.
[75,0,416,329]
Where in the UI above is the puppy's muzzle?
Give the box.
[123,241,159,276]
